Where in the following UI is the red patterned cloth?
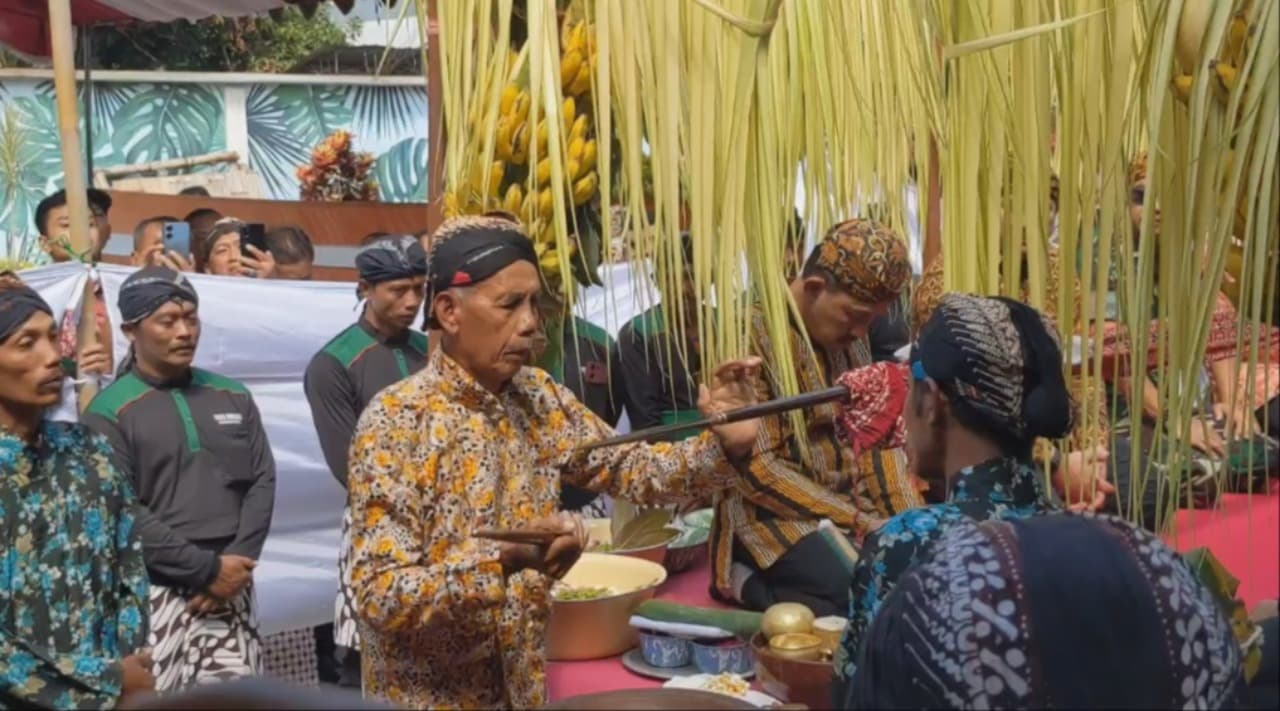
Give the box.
[836,362,910,456]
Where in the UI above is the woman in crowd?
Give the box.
[848,514,1243,709]
[195,219,277,280]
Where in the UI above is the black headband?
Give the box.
[118,266,199,324]
[427,226,538,298]
[0,287,53,342]
[355,235,428,285]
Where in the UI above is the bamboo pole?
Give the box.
[47,0,101,412]
[426,0,447,208]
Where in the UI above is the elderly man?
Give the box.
[711,219,919,618]
[346,216,763,709]
[84,267,275,692]
[304,234,429,688]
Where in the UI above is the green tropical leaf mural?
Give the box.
[247,84,354,198]
[0,106,54,255]
[110,84,224,166]
[11,98,65,191]
[350,85,426,141]
[374,137,428,202]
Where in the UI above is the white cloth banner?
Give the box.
[24,262,652,636]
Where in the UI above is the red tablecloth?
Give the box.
[548,493,1280,701]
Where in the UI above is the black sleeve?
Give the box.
[225,395,276,560]
[867,303,910,362]
[303,352,359,489]
[615,324,667,431]
[81,410,220,590]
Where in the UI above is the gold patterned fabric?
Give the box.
[811,219,911,304]
[346,349,738,709]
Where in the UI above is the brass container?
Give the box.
[767,632,823,662]
[752,632,835,710]
[546,553,667,661]
[812,616,847,655]
[760,602,816,639]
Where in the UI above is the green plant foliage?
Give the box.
[88,7,357,73]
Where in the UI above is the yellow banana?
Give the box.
[570,115,589,141]
[1172,73,1194,103]
[499,84,520,117]
[562,96,577,126]
[1211,60,1238,103]
[535,158,552,187]
[1222,13,1248,66]
[581,139,597,170]
[511,91,531,124]
[520,194,535,224]
[539,251,562,278]
[561,51,584,91]
[510,122,531,165]
[538,188,555,217]
[569,63,592,96]
[567,137,585,163]
[503,183,524,215]
[535,121,550,154]
[566,159,582,182]
[572,172,598,206]
[566,22,588,54]
[495,117,516,161]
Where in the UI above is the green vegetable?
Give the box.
[634,600,763,639]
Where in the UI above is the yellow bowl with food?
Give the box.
[547,553,668,661]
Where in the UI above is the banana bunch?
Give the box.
[443,19,604,296]
[1172,2,1252,105]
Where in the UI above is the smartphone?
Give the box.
[162,221,191,256]
[239,222,267,256]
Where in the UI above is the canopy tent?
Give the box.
[0,0,381,58]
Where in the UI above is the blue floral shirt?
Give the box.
[831,457,1060,701]
[1,421,149,709]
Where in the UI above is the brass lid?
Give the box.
[768,632,822,652]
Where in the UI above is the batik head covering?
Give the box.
[849,514,1243,710]
[355,234,427,284]
[424,215,538,328]
[912,293,1073,443]
[118,266,198,324]
[808,218,910,304]
[0,272,53,343]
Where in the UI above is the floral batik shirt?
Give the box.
[1,421,149,709]
[346,349,739,710]
[831,457,1061,703]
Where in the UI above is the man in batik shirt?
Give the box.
[712,219,920,618]
[346,216,763,709]
[831,293,1073,704]
[0,273,153,708]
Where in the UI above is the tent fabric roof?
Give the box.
[0,0,385,58]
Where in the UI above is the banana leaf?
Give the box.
[1183,547,1263,681]
[612,507,676,550]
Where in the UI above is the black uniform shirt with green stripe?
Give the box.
[557,316,624,511]
[615,304,703,437]
[82,367,276,591]
[303,318,430,489]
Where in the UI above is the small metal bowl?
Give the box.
[767,632,824,662]
[639,632,692,668]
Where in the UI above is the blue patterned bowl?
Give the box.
[691,638,754,675]
[639,632,692,668]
